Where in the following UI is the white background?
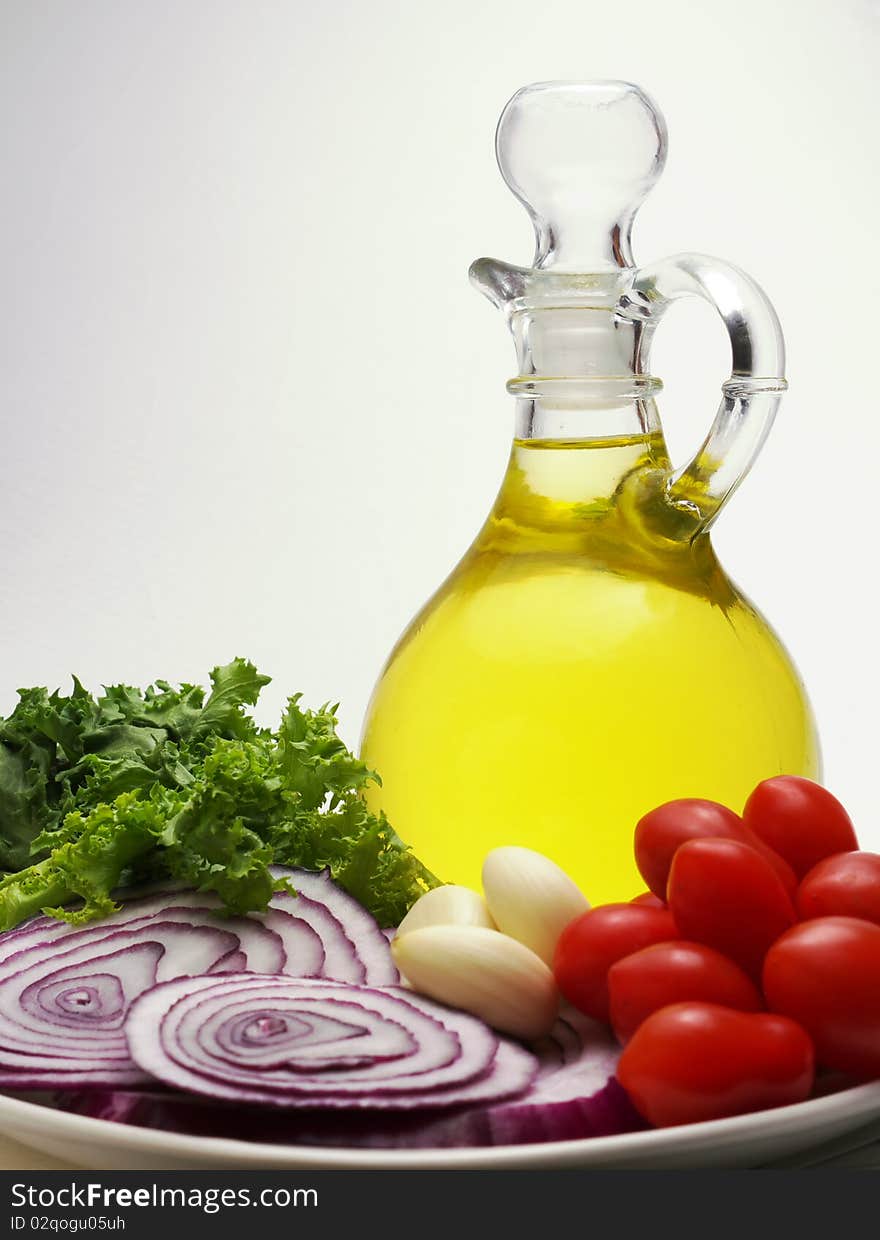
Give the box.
[1,0,877,842]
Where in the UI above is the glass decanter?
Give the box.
[361,82,819,903]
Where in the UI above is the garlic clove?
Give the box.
[397,884,495,936]
[482,845,590,966]
[392,924,558,1040]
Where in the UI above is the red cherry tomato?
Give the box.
[743,776,858,879]
[553,904,677,1023]
[608,941,763,1043]
[631,891,666,908]
[634,798,797,899]
[617,1002,814,1127]
[797,853,880,926]
[763,916,880,1079]
[667,838,796,980]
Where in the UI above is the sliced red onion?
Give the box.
[479,1010,644,1145]
[0,925,240,1085]
[0,868,397,1087]
[1,869,398,987]
[125,974,536,1111]
[0,898,293,978]
[56,1011,644,1148]
[270,868,399,986]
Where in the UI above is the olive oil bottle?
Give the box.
[361,83,819,903]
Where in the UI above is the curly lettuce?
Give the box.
[0,660,438,930]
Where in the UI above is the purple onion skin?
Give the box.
[53,1078,646,1150]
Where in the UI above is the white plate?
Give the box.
[2,1082,880,1170]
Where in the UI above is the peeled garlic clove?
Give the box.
[397,885,495,936]
[482,846,589,966]
[392,925,558,1040]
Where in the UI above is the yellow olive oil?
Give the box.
[361,434,819,905]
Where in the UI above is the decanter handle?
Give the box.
[617,253,788,532]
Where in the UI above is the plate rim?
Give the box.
[3,1079,880,1169]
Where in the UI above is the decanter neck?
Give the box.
[513,391,662,442]
[509,288,644,378]
[470,264,663,441]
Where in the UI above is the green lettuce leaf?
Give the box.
[0,660,439,930]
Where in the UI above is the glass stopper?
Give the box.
[495,81,668,272]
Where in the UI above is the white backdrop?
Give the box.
[1,0,877,843]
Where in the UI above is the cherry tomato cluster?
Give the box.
[553,776,880,1129]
